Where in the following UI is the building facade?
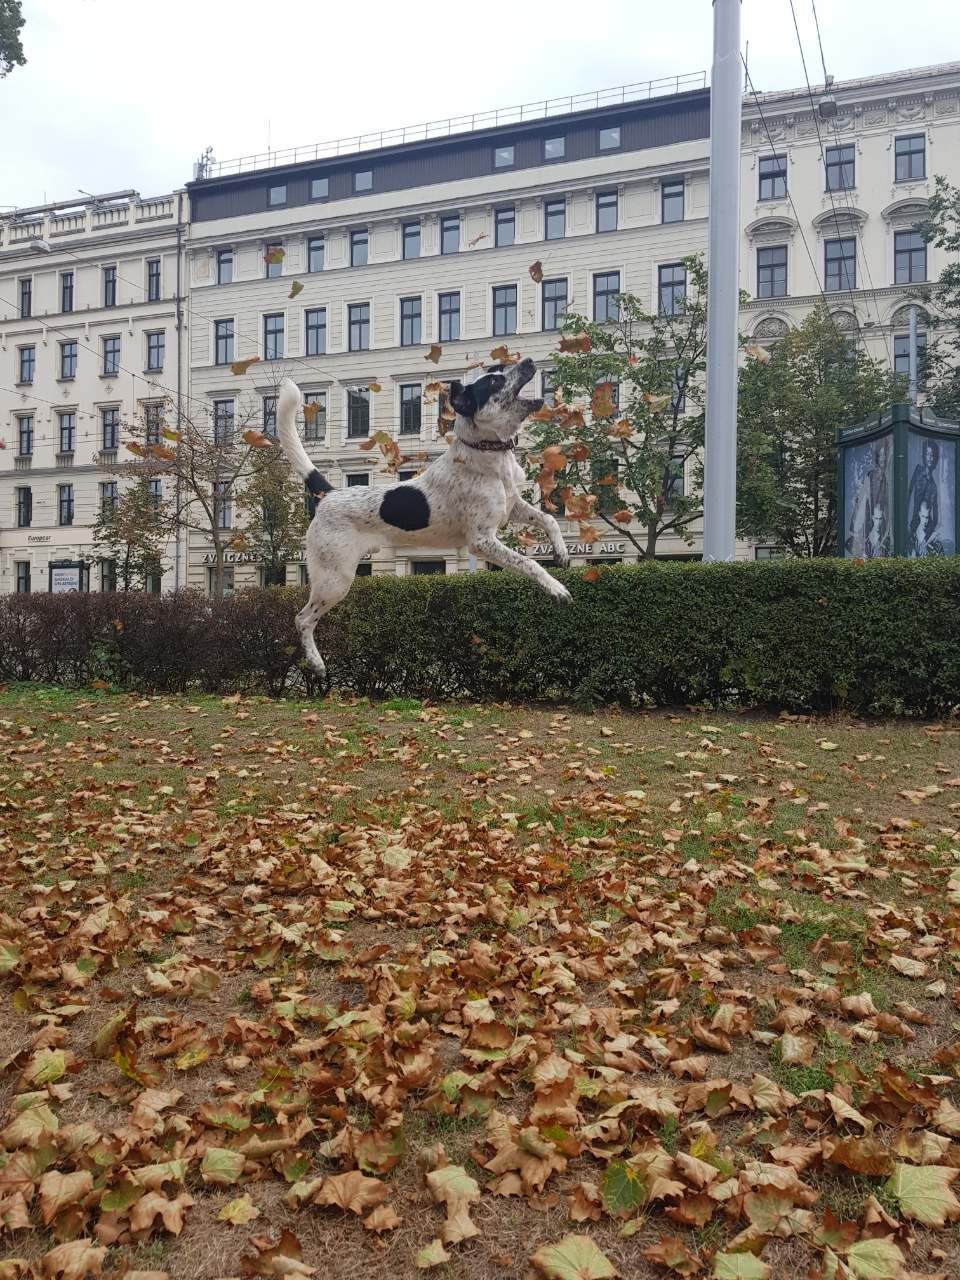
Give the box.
[0,191,186,594]
[740,62,960,384]
[183,78,713,590]
[3,62,959,592]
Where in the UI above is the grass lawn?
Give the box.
[1,683,959,1279]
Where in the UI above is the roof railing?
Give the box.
[195,71,708,181]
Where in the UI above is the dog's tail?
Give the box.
[277,377,332,503]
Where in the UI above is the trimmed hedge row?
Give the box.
[1,558,958,713]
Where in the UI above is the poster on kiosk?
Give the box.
[837,404,960,559]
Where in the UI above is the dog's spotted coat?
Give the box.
[276,358,571,676]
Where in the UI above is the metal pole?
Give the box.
[908,304,918,405]
[703,0,743,562]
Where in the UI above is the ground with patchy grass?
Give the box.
[1,685,960,1280]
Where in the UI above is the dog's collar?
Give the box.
[456,434,518,452]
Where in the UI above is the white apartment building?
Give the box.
[740,62,960,386]
[3,62,959,593]
[0,191,186,593]
[183,75,713,591]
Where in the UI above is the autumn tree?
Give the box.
[0,0,25,77]
[920,176,960,419]
[523,254,708,560]
[235,445,311,586]
[113,393,275,600]
[736,304,901,557]
[92,478,176,592]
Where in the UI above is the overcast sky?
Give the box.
[2,0,955,209]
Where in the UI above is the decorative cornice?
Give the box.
[745,215,798,242]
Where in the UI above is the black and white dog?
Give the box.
[276,358,571,677]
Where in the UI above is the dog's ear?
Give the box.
[449,380,476,418]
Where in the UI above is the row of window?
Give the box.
[13,477,164,530]
[10,559,164,594]
[259,126,627,212]
[210,267,640,367]
[755,229,927,298]
[13,330,166,384]
[757,133,927,202]
[16,260,162,320]
[215,183,685,287]
[12,402,164,458]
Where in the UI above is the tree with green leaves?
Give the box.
[523,253,708,560]
[0,0,25,77]
[736,304,902,557]
[920,176,960,419]
[92,479,176,592]
[235,445,311,586]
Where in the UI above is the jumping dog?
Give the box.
[276,358,571,677]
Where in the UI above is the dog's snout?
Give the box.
[506,357,536,394]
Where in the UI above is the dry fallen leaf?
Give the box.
[218,1193,260,1225]
[425,344,442,364]
[529,260,544,283]
[530,1234,618,1279]
[231,357,261,376]
[242,429,274,449]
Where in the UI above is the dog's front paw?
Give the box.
[550,583,573,604]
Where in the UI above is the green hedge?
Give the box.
[1,559,958,713]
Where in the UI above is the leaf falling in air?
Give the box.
[303,401,321,424]
[468,232,488,247]
[529,260,544,283]
[489,345,520,365]
[242,429,274,448]
[288,281,304,299]
[559,333,592,354]
[591,384,617,419]
[425,344,442,364]
[231,357,261,376]
[744,343,771,364]
[264,246,286,265]
[146,444,177,463]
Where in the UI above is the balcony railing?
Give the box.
[198,71,708,180]
[1,195,178,250]
[50,212,85,236]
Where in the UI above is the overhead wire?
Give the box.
[740,53,842,326]
[788,0,892,364]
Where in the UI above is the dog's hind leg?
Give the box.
[296,569,354,677]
